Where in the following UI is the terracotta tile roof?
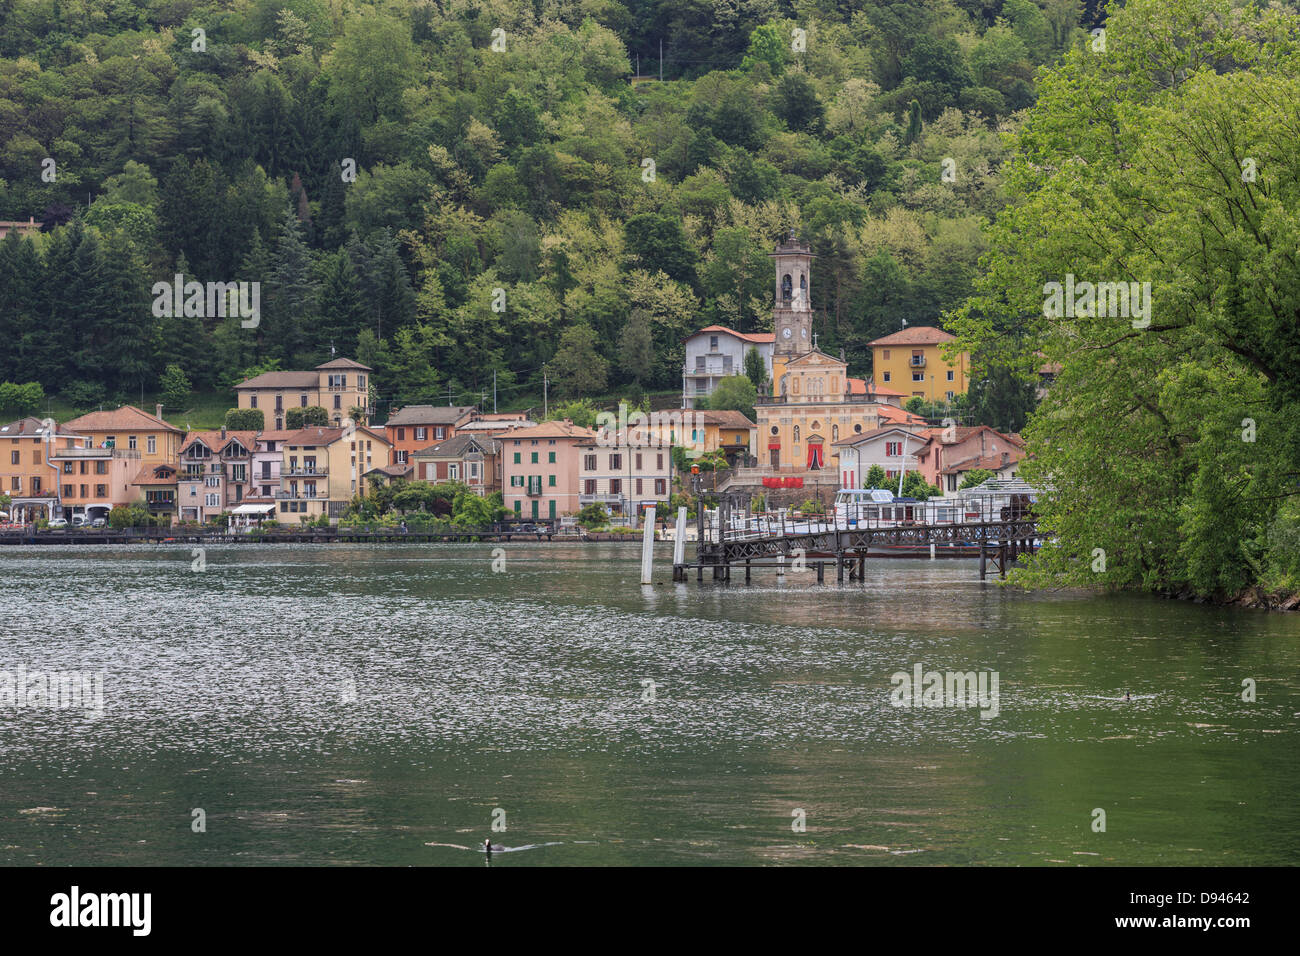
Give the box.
[412,434,502,458]
[514,419,598,440]
[850,378,905,396]
[686,324,775,344]
[255,430,299,442]
[280,425,390,446]
[180,430,259,455]
[867,326,957,347]
[832,425,921,446]
[940,449,1026,475]
[697,409,755,429]
[876,405,928,426]
[384,405,478,427]
[235,371,320,389]
[0,417,82,438]
[315,357,372,370]
[64,405,183,433]
[131,463,177,485]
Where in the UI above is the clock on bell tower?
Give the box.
[771,230,814,358]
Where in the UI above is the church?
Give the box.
[755,233,924,476]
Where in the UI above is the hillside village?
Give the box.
[1,235,1026,531]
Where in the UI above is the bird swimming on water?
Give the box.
[484,838,506,854]
[1124,691,1131,701]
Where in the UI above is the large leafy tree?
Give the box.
[950,0,1300,598]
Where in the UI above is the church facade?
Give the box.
[755,233,925,474]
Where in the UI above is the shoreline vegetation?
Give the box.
[950,0,1300,607]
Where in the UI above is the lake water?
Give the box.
[1,542,1297,866]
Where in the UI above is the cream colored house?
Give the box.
[236,358,372,429]
[275,424,392,522]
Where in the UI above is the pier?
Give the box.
[672,493,1039,582]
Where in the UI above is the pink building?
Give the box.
[913,426,1026,496]
[500,419,596,522]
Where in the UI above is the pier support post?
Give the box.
[837,552,844,583]
[930,541,936,560]
[979,539,987,580]
[777,554,785,578]
[671,506,687,580]
[816,562,824,583]
[640,506,656,585]
[745,560,751,583]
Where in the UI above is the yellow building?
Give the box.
[755,349,925,472]
[276,424,392,523]
[866,327,969,403]
[235,358,372,429]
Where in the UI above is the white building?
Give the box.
[831,425,930,490]
[682,325,774,409]
[577,435,672,522]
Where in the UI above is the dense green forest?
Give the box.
[0,0,1100,422]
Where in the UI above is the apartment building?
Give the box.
[235,358,372,429]
[384,405,478,466]
[176,430,259,523]
[500,419,595,521]
[275,425,393,522]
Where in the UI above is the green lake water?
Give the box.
[1,542,1296,866]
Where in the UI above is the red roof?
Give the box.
[867,326,957,347]
[687,325,775,345]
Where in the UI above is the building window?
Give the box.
[946,391,955,401]
[95,484,107,497]
[531,452,538,464]
[709,335,718,350]
[548,475,556,487]
[300,394,308,407]
[584,454,597,470]
[912,371,924,382]
[584,479,596,494]
[415,427,427,441]
[396,450,408,464]
[635,478,643,495]
[548,451,556,463]
[513,452,521,464]
[435,427,445,440]
[610,454,622,469]
[654,479,666,495]
[449,464,458,480]
[8,451,15,465]
[148,436,156,454]
[251,396,257,408]
[883,371,890,382]
[610,479,621,495]
[128,435,137,449]
[947,370,955,381]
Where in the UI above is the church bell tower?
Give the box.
[771,231,814,358]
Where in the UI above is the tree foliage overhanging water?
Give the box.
[950,0,1300,600]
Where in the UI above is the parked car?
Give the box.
[91,517,107,528]
[71,515,86,527]
[47,518,69,529]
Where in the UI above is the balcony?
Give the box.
[274,489,329,500]
[51,447,141,460]
[579,493,624,505]
[686,364,734,378]
[283,466,329,477]
[755,392,881,406]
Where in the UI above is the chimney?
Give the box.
[155,403,164,420]
[221,426,227,440]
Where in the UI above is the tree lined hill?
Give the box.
[0,0,1092,423]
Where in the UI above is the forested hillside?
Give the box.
[0,0,1095,420]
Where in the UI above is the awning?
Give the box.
[231,503,275,514]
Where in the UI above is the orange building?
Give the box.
[1,417,86,522]
[384,405,478,466]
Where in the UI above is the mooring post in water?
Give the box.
[745,560,751,583]
[837,552,844,583]
[816,561,824,583]
[930,541,936,560]
[979,539,987,580]
[777,554,785,577]
[641,506,656,585]
[672,506,687,580]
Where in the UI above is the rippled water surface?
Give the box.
[1,542,1297,865]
